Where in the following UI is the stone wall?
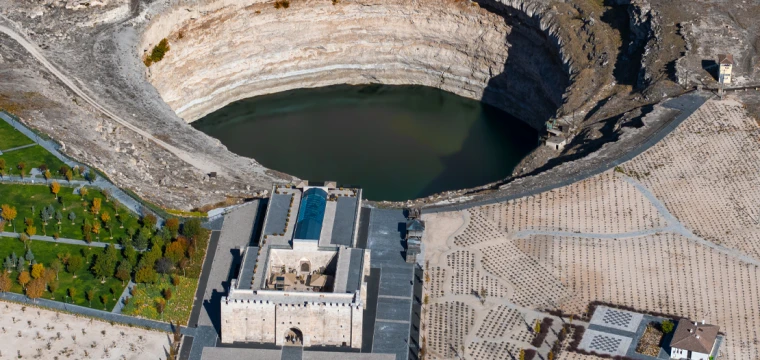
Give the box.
[221,300,363,347]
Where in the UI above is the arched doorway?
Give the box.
[284,328,303,346]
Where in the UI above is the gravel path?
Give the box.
[0,231,128,249]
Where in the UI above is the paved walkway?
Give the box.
[0,111,159,220]
[0,143,36,153]
[111,280,135,314]
[0,231,125,249]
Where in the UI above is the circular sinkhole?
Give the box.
[192,84,538,201]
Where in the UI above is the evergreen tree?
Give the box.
[68,211,76,225]
[3,257,13,272]
[24,249,34,265]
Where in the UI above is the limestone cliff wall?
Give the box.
[141,0,570,129]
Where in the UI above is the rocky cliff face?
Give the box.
[142,0,570,129]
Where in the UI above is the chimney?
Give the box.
[702,319,705,325]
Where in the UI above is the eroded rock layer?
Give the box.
[143,0,569,129]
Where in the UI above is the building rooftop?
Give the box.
[237,246,259,290]
[718,54,734,65]
[406,218,425,232]
[671,319,719,354]
[294,188,328,241]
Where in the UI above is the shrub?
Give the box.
[144,39,170,66]
[274,0,290,8]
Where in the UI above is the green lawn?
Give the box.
[0,183,139,243]
[0,237,127,310]
[0,120,34,150]
[0,145,69,177]
[122,274,196,325]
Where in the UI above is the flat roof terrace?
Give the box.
[251,187,302,290]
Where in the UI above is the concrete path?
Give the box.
[112,280,135,314]
[0,231,125,249]
[0,143,36,153]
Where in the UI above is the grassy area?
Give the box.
[0,237,127,310]
[0,183,139,243]
[0,119,34,150]
[121,274,195,324]
[0,145,69,177]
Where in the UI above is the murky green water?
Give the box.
[192,84,537,201]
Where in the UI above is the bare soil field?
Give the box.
[421,98,760,360]
[0,300,170,359]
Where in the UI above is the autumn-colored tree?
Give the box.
[165,218,180,238]
[48,280,59,295]
[43,169,51,181]
[67,255,84,275]
[101,212,110,224]
[155,298,166,318]
[68,287,77,299]
[65,169,73,182]
[31,263,45,279]
[51,181,61,199]
[165,240,187,264]
[79,187,88,200]
[91,198,102,215]
[1,204,17,232]
[171,274,181,287]
[115,262,131,285]
[0,273,11,293]
[43,268,56,284]
[177,258,189,277]
[142,213,158,229]
[25,225,36,237]
[17,271,31,289]
[92,222,101,236]
[100,294,109,309]
[24,217,33,227]
[163,288,172,301]
[26,278,45,301]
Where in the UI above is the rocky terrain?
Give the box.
[0,0,758,209]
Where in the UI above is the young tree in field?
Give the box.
[182,218,202,240]
[25,249,34,265]
[177,258,189,277]
[115,262,131,285]
[156,258,174,275]
[17,271,30,289]
[26,278,45,301]
[79,187,88,200]
[155,298,166,319]
[3,257,13,273]
[163,287,172,301]
[86,288,96,306]
[31,263,44,279]
[102,189,111,202]
[68,211,76,225]
[0,273,11,293]
[50,259,62,280]
[67,287,77,301]
[17,162,26,178]
[65,169,73,182]
[16,259,25,273]
[171,274,181,291]
[43,268,55,284]
[101,212,113,239]
[44,169,51,181]
[100,294,109,309]
[19,233,30,249]
[92,222,101,239]
[0,159,5,175]
[91,198,102,215]
[51,181,60,199]
[67,255,84,275]
[661,319,675,334]
[55,211,63,232]
[1,204,17,232]
[48,280,59,296]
